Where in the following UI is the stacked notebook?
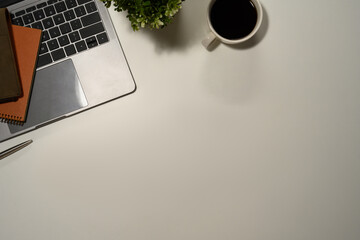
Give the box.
[0,8,41,124]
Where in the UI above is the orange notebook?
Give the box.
[0,25,41,124]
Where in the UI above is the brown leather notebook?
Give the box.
[0,8,22,103]
[0,25,41,124]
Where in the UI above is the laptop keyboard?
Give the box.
[10,0,109,68]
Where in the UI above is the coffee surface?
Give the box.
[210,0,257,40]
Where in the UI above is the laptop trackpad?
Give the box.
[9,59,88,133]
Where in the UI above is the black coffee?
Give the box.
[210,0,257,40]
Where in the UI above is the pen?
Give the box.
[0,140,33,160]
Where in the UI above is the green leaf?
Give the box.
[101,0,185,31]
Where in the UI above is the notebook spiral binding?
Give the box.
[0,114,24,125]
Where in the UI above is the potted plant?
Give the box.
[101,0,185,31]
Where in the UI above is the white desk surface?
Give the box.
[1,0,360,239]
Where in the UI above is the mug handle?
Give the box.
[201,32,217,49]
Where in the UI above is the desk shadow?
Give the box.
[142,13,187,51]
[209,6,269,51]
[140,1,207,53]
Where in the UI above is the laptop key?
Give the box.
[96,32,108,44]
[15,10,26,17]
[49,26,61,38]
[58,35,70,46]
[55,1,67,13]
[42,30,51,42]
[31,21,43,30]
[39,43,49,54]
[42,17,55,29]
[59,22,71,34]
[12,17,24,26]
[37,53,52,68]
[81,11,100,27]
[70,19,82,30]
[44,5,56,16]
[74,5,86,17]
[68,31,80,42]
[53,13,65,25]
[64,44,76,56]
[51,48,66,61]
[47,39,59,50]
[33,9,46,20]
[23,13,35,25]
[37,2,47,9]
[77,0,91,5]
[26,6,37,13]
[63,9,76,21]
[86,36,97,48]
[85,2,97,13]
[79,22,104,39]
[65,0,77,9]
[75,40,87,52]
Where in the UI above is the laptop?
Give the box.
[0,0,136,142]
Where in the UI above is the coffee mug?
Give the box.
[202,0,263,48]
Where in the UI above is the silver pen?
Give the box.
[0,140,33,160]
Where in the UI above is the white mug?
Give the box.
[202,0,263,49]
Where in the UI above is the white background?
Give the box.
[1,0,360,239]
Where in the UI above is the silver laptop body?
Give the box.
[0,0,136,142]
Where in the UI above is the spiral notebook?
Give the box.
[0,24,41,124]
